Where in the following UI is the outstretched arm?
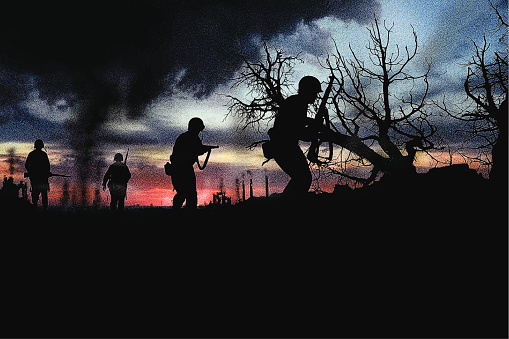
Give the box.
[198,144,219,156]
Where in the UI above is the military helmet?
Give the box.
[114,153,123,162]
[298,76,322,94]
[34,139,44,149]
[188,117,205,132]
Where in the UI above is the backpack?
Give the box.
[261,140,275,161]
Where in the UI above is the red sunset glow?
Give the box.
[1,142,489,208]
[0,142,298,207]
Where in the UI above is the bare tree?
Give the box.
[323,16,436,183]
[436,1,507,183]
[227,17,437,185]
[224,42,302,133]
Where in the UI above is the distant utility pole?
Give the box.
[265,175,269,198]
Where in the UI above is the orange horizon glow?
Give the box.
[1,144,491,207]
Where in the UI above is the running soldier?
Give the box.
[268,76,323,196]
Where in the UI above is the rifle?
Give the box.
[123,147,130,200]
[24,172,71,178]
[307,76,335,164]
[197,145,219,170]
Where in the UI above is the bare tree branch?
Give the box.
[435,2,507,181]
[226,16,438,186]
[223,43,301,132]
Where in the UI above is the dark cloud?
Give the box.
[0,106,64,142]
[0,1,380,113]
[270,21,334,58]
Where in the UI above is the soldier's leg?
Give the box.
[110,193,118,211]
[118,195,125,211]
[186,190,198,209]
[185,169,198,209]
[173,192,185,209]
[173,167,197,209]
[41,189,48,212]
[31,187,40,207]
[172,180,185,209]
[275,145,311,196]
[171,170,185,209]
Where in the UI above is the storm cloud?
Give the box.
[0,1,380,116]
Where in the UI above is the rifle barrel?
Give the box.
[49,172,71,178]
[308,76,335,163]
[24,172,70,178]
[52,174,71,178]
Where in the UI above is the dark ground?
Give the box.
[1,165,507,338]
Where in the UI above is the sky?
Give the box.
[0,0,507,207]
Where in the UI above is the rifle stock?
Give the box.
[308,76,335,164]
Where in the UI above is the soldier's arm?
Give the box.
[102,167,111,187]
[44,153,51,176]
[196,138,211,156]
[25,153,31,171]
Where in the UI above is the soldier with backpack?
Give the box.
[102,152,131,212]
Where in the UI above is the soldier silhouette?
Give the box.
[268,76,323,196]
[102,153,131,212]
[25,139,50,212]
[170,117,218,210]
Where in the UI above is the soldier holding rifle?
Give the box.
[268,76,330,196]
[24,140,50,212]
[24,139,71,212]
[102,152,131,212]
[169,117,218,210]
